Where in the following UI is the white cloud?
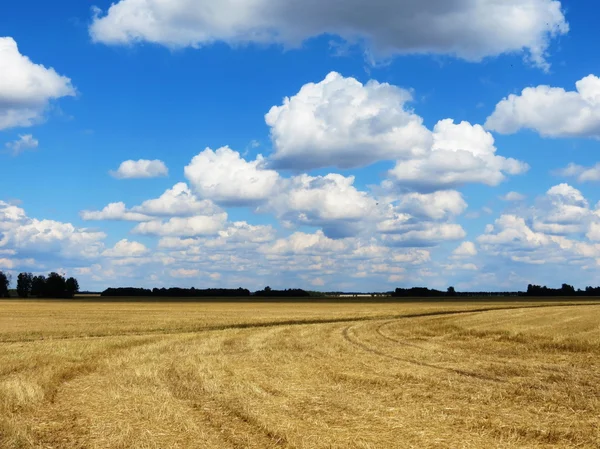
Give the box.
[265,72,430,169]
[381,223,466,247]
[443,262,478,271]
[531,184,593,235]
[0,201,105,261]
[5,134,38,155]
[265,173,381,237]
[110,159,168,179]
[102,239,149,258]
[396,190,467,220]
[452,241,478,258]
[81,202,152,222]
[389,119,529,191]
[170,268,200,278]
[89,0,567,69]
[500,191,526,202]
[81,183,223,223]
[0,37,75,130]
[555,163,600,183]
[486,75,600,137]
[132,214,228,237]
[477,213,600,266]
[131,182,221,216]
[185,146,279,205]
[260,230,350,255]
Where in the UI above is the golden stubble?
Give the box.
[0,300,599,448]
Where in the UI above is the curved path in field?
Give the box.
[1,302,599,448]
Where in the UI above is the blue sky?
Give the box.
[2,0,600,292]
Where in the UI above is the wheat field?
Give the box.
[0,300,599,448]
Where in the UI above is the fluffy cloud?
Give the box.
[132,214,228,237]
[0,37,75,130]
[388,120,529,191]
[260,230,350,255]
[486,75,600,137]
[500,191,526,202]
[81,183,223,222]
[102,239,150,258]
[185,146,279,205]
[477,214,600,266]
[5,134,38,155]
[110,159,168,179]
[531,184,594,235]
[452,241,478,258]
[475,185,600,271]
[396,190,467,220]
[555,163,600,183]
[131,183,221,216]
[381,223,466,247]
[266,72,430,169]
[265,173,381,237]
[0,201,105,262]
[89,0,567,69]
[81,202,151,222]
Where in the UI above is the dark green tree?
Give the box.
[45,272,67,298]
[447,286,457,297]
[31,275,46,298]
[65,277,79,298]
[16,272,33,298]
[0,271,10,298]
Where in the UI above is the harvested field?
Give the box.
[0,300,599,448]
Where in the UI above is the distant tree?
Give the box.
[264,286,272,292]
[45,272,67,298]
[446,286,457,297]
[16,272,33,298]
[561,283,575,295]
[0,271,10,298]
[65,277,80,298]
[31,275,46,298]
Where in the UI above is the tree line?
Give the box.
[4,270,600,299]
[0,271,79,298]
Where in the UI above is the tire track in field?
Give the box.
[341,324,503,383]
[375,320,432,350]
[3,302,598,344]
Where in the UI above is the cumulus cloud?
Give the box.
[5,134,38,155]
[81,183,223,223]
[110,159,168,179]
[0,37,75,130]
[388,119,529,191]
[475,185,600,271]
[443,262,478,271]
[500,191,526,202]
[452,241,478,258]
[396,190,467,220]
[265,72,430,169]
[102,239,150,258]
[132,214,228,237]
[89,0,567,69]
[264,173,381,237]
[486,75,600,137]
[555,163,600,183]
[260,230,350,255]
[477,214,600,266]
[185,146,279,205]
[381,223,466,247]
[169,268,200,278]
[531,184,594,235]
[131,182,221,216]
[81,202,152,222]
[0,201,105,262]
